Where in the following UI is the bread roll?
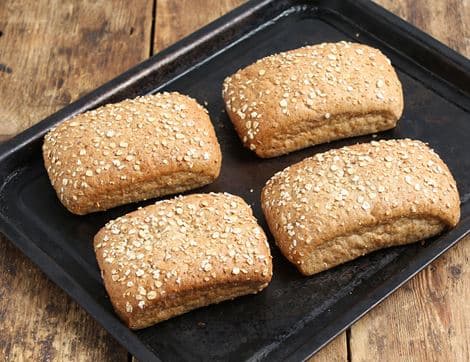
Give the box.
[223,42,404,157]
[261,139,460,275]
[94,192,272,329]
[43,92,222,214]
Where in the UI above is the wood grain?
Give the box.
[154,0,246,52]
[0,0,153,140]
[350,245,470,361]
[0,237,127,361]
[0,0,152,360]
[350,1,470,361]
[309,333,348,362]
[376,0,469,57]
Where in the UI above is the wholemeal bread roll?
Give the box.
[261,139,460,276]
[94,192,272,329]
[43,92,222,215]
[223,42,404,157]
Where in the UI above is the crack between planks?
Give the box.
[346,327,352,362]
[149,0,157,57]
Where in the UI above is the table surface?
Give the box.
[0,0,468,361]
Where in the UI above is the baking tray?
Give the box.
[1,0,469,360]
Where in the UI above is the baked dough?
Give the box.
[261,139,460,275]
[43,92,222,214]
[94,192,272,329]
[223,42,404,157]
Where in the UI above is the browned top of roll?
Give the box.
[223,42,403,156]
[43,92,221,214]
[262,139,460,265]
[94,192,272,327]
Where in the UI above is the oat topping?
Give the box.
[262,139,459,259]
[95,193,272,312]
[222,41,401,152]
[43,92,220,212]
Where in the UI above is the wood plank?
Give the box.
[376,0,469,57]
[154,0,246,52]
[0,236,127,361]
[0,0,153,140]
[0,0,153,360]
[309,333,348,362]
[350,240,470,361]
[350,1,470,361]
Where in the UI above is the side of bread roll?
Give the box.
[94,192,272,329]
[261,139,460,275]
[223,42,404,157]
[43,92,222,214]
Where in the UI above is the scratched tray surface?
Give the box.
[1,1,470,361]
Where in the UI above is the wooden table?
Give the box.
[0,1,468,360]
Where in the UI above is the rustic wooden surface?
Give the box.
[0,0,468,361]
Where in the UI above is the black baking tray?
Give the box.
[1,0,469,360]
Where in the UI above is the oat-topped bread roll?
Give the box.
[94,192,272,329]
[262,139,460,276]
[43,92,222,214]
[223,42,404,157]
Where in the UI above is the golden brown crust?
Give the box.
[261,139,460,275]
[222,42,404,157]
[43,92,222,214]
[94,192,273,329]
